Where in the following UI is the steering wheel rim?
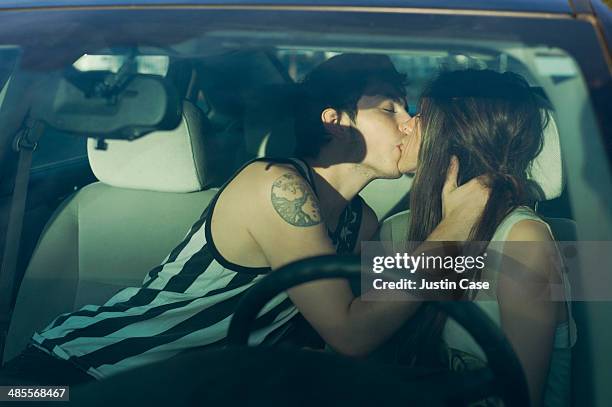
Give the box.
[227,254,530,407]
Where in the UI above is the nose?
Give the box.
[399,115,416,135]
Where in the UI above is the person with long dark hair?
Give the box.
[391,69,576,407]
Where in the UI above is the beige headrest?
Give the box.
[88,101,209,193]
[529,110,564,200]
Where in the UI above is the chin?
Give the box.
[383,168,403,179]
[398,162,416,175]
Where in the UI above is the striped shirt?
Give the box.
[31,157,364,379]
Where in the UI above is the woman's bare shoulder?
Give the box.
[505,218,553,242]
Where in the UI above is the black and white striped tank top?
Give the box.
[31,157,364,379]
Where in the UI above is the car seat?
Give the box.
[2,101,218,363]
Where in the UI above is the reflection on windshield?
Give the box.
[73,54,169,76]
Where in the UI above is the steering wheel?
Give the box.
[227,254,530,407]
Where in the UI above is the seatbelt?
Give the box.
[0,118,45,325]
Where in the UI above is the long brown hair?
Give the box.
[400,69,548,366]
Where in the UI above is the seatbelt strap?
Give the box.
[0,119,45,323]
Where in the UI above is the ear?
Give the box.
[321,107,350,138]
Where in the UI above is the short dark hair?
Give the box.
[294,53,407,158]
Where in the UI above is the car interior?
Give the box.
[0,44,573,352]
[0,10,611,404]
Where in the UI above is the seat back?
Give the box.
[3,101,217,363]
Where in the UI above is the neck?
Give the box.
[303,156,373,228]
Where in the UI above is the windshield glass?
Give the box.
[0,7,610,405]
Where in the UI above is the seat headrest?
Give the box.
[88,101,210,193]
[529,110,564,201]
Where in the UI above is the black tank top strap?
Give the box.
[201,157,319,274]
[204,156,314,218]
[281,157,318,196]
[329,195,364,254]
[239,157,318,195]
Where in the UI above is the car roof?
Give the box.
[0,0,576,15]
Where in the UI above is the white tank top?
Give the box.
[442,206,577,407]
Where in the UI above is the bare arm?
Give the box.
[247,164,408,356]
[498,220,561,407]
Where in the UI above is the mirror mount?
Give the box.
[66,53,139,101]
[95,138,109,151]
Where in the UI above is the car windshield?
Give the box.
[0,9,608,218]
[0,5,611,406]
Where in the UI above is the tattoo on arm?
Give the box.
[271,173,322,227]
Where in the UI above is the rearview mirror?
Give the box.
[30,67,181,140]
